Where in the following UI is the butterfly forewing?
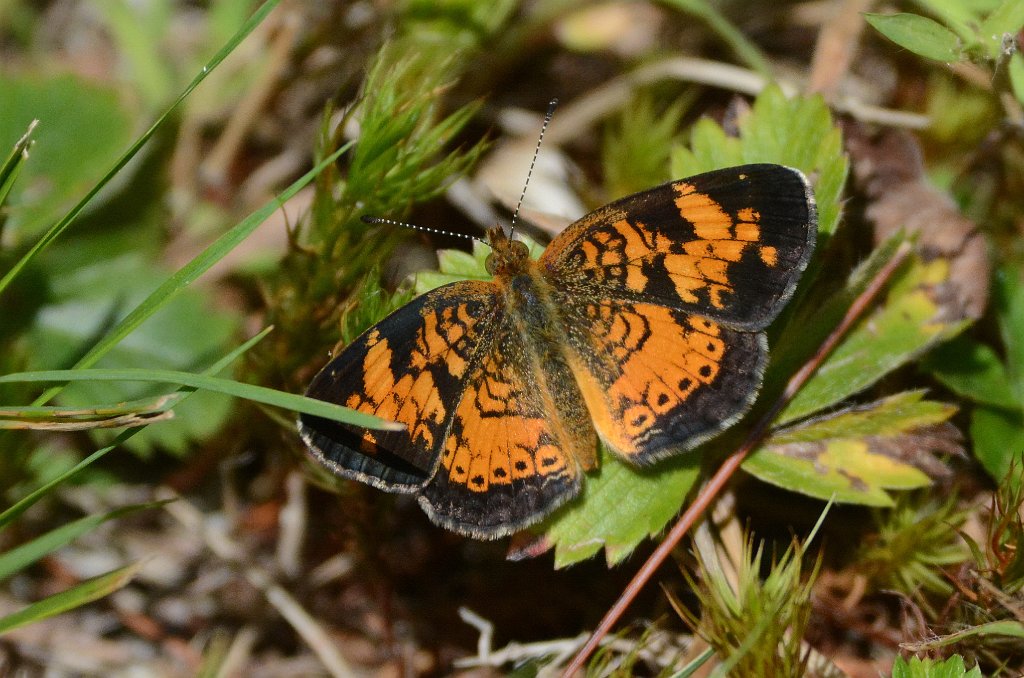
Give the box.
[300,282,499,492]
[540,164,816,330]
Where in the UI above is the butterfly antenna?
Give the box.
[360,215,486,244]
[509,98,558,238]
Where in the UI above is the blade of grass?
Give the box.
[0,0,281,295]
[0,120,37,208]
[0,327,269,531]
[28,140,351,410]
[0,395,174,419]
[1,368,399,430]
[0,561,145,636]
[0,500,169,581]
[658,0,773,77]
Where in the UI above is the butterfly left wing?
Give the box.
[299,281,500,493]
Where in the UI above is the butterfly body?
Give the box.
[300,164,817,538]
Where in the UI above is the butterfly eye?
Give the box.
[485,252,498,275]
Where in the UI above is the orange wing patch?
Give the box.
[559,298,766,463]
[419,333,585,537]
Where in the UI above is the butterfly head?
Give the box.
[484,226,530,277]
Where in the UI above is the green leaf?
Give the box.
[744,392,946,505]
[0,501,166,582]
[970,405,1024,488]
[672,85,847,239]
[924,336,1018,408]
[0,368,398,430]
[0,0,282,296]
[891,654,983,678]
[780,256,965,424]
[0,561,143,636]
[413,236,543,294]
[1010,52,1024,107]
[543,452,701,567]
[26,229,239,455]
[865,13,963,62]
[995,266,1024,396]
[0,74,134,242]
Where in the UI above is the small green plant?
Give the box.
[891,654,983,678]
[671,523,823,676]
[857,492,969,610]
[865,1,1024,106]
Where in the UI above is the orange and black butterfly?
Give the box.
[299,164,817,538]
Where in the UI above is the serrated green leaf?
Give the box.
[924,336,1018,408]
[543,451,701,567]
[413,236,543,294]
[1010,52,1024,107]
[744,393,945,505]
[891,654,983,678]
[866,13,963,62]
[671,86,847,239]
[0,561,143,636]
[971,405,1024,488]
[780,256,965,423]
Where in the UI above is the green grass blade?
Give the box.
[0,328,270,531]
[0,561,144,636]
[0,120,36,207]
[659,0,773,76]
[0,501,168,582]
[0,0,281,296]
[29,141,350,410]
[2,368,396,430]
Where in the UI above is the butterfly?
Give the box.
[299,164,817,539]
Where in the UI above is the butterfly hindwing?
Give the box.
[540,164,816,330]
[420,314,587,537]
[553,296,767,464]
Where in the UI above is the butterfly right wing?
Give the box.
[299,281,500,493]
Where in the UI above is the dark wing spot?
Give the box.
[656,393,670,406]
[540,456,558,468]
[471,475,485,487]
[699,365,712,378]
[515,461,528,471]
[493,467,507,478]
